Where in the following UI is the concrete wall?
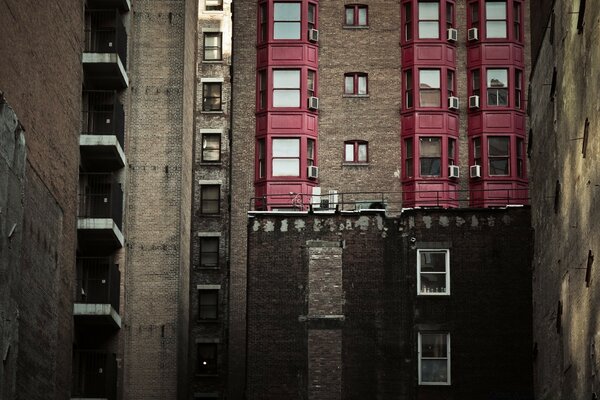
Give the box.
[529,1,600,399]
[0,1,83,399]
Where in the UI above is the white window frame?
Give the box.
[418,332,451,385]
[417,249,450,295]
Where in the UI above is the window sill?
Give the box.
[198,266,220,270]
[201,110,224,115]
[342,94,370,99]
[202,60,224,64]
[343,25,369,30]
[198,162,223,166]
[342,162,369,167]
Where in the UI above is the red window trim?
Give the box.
[467,0,524,43]
[401,0,456,44]
[344,72,368,96]
[344,140,369,163]
[344,4,368,27]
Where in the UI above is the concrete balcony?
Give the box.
[72,350,117,400]
[74,257,121,329]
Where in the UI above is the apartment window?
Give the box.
[344,140,368,163]
[418,333,451,385]
[307,70,316,97]
[205,0,223,11]
[418,249,450,294]
[274,2,301,39]
[345,4,368,26]
[419,69,440,107]
[258,70,267,109]
[198,290,219,320]
[258,139,266,178]
[485,1,507,38]
[404,3,413,40]
[487,69,508,106]
[418,1,440,39]
[448,138,456,166]
[200,237,219,268]
[344,73,368,95]
[201,133,221,162]
[259,3,268,42]
[473,137,482,166]
[517,138,524,177]
[307,139,316,166]
[272,138,300,176]
[488,136,510,175]
[513,1,522,40]
[447,70,455,97]
[308,3,317,30]
[273,69,300,107]
[470,2,479,29]
[200,185,220,214]
[203,32,222,61]
[405,139,414,177]
[405,70,413,108]
[446,2,454,29]
[197,344,218,375]
[472,69,481,97]
[583,118,590,158]
[203,82,222,111]
[515,69,523,109]
[420,137,441,176]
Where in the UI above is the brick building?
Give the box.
[247,210,533,399]
[529,1,600,399]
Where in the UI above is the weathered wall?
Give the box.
[247,209,533,399]
[0,1,82,399]
[529,1,600,399]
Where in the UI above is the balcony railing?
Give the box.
[84,9,127,66]
[82,90,125,148]
[249,188,530,212]
[76,257,120,312]
[78,173,123,229]
[72,350,117,400]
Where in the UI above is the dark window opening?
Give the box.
[586,250,594,287]
[197,344,218,375]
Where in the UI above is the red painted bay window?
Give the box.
[256,136,318,181]
[403,136,458,179]
[469,66,523,109]
[257,67,318,111]
[468,0,523,43]
[257,0,319,43]
[470,135,526,179]
[403,67,457,110]
[402,0,456,44]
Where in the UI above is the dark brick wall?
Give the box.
[247,209,532,399]
[0,1,83,399]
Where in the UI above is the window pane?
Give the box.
[421,273,447,293]
[420,251,446,272]
[272,159,300,176]
[421,359,448,383]
[421,333,448,357]
[274,3,301,20]
[358,143,368,162]
[199,291,218,319]
[419,21,439,38]
[273,139,299,157]
[358,8,367,25]
[489,159,509,175]
[345,8,354,25]
[345,143,354,162]
[420,70,440,106]
[487,69,507,87]
[489,137,509,156]
[358,76,367,94]
[486,20,506,37]
[486,1,506,19]
[420,158,441,176]
[345,76,354,94]
[274,70,300,88]
[419,2,439,19]
[202,135,220,161]
[274,22,300,39]
[273,90,300,107]
[420,137,441,157]
[274,3,301,39]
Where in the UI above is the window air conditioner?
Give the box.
[468,27,479,41]
[469,95,480,109]
[307,165,319,179]
[470,165,481,178]
[448,96,459,110]
[308,96,319,110]
[447,28,458,42]
[308,29,319,42]
[449,165,460,178]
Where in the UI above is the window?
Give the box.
[517,138,524,177]
[583,118,590,158]
[272,138,300,176]
[259,3,268,42]
[418,1,440,39]
[577,0,586,34]
[419,69,440,107]
[487,69,508,106]
[205,0,222,11]
[258,139,266,178]
[470,2,479,29]
[417,249,450,295]
[485,1,507,38]
[419,137,441,176]
[473,137,482,166]
[203,82,222,111]
[513,1,521,40]
[418,333,451,385]
[447,70,455,97]
[472,69,481,97]
[404,139,414,177]
[344,140,368,163]
[307,70,316,97]
[273,69,300,107]
[200,185,220,214]
[203,32,222,61]
[197,344,218,375]
[404,3,413,40]
[200,237,219,268]
[446,2,454,29]
[344,73,368,95]
[307,139,315,166]
[515,69,523,109]
[405,70,413,108]
[345,4,368,26]
[448,138,456,166]
[274,2,301,39]
[488,136,510,175]
[199,290,219,320]
[308,3,317,30]
[258,70,267,109]
[201,133,220,162]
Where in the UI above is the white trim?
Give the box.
[199,128,224,134]
[197,284,221,290]
[418,332,451,385]
[200,77,224,83]
[416,249,450,296]
[198,180,222,185]
[195,338,220,344]
[201,28,222,33]
[198,232,222,237]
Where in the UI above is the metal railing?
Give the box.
[84,9,128,66]
[78,173,123,229]
[249,188,529,212]
[76,257,120,312]
[72,350,117,400]
[82,90,125,148]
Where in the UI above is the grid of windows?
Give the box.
[344,140,368,163]
[273,2,301,39]
[201,133,221,162]
[344,73,368,95]
[202,82,222,111]
[345,4,368,26]
[418,333,451,385]
[272,138,300,176]
[417,249,450,294]
[203,32,222,61]
[200,185,220,214]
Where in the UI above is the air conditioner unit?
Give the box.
[308,165,319,179]
[308,29,319,42]
[448,96,459,110]
[447,28,458,42]
[469,95,480,109]
[468,27,479,41]
[470,165,481,178]
[308,96,319,110]
[449,165,460,178]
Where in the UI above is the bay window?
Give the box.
[274,2,301,39]
[446,2,454,29]
[473,137,482,166]
[515,69,523,109]
[307,139,316,166]
[258,139,266,178]
[418,1,440,39]
[513,1,522,40]
[470,2,479,29]
[448,138,456,166]
[258,70,267,109]
[485,1,507,38]
[404,139,414,178]
[259,3,268,42]
[447,70,455,97]
[488,136,510,175]
[418,333,451,385]
[487,68,508,106]
[308,3,317,30]
[405,70,414,108]
[307,70,316,98]
[273,69,300,107]
[419,137,441,176]
[404,3,413,40]
[472,69,481,97]
[272,138,300,176]
[517,138,524,178]
[419,69,441,107]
